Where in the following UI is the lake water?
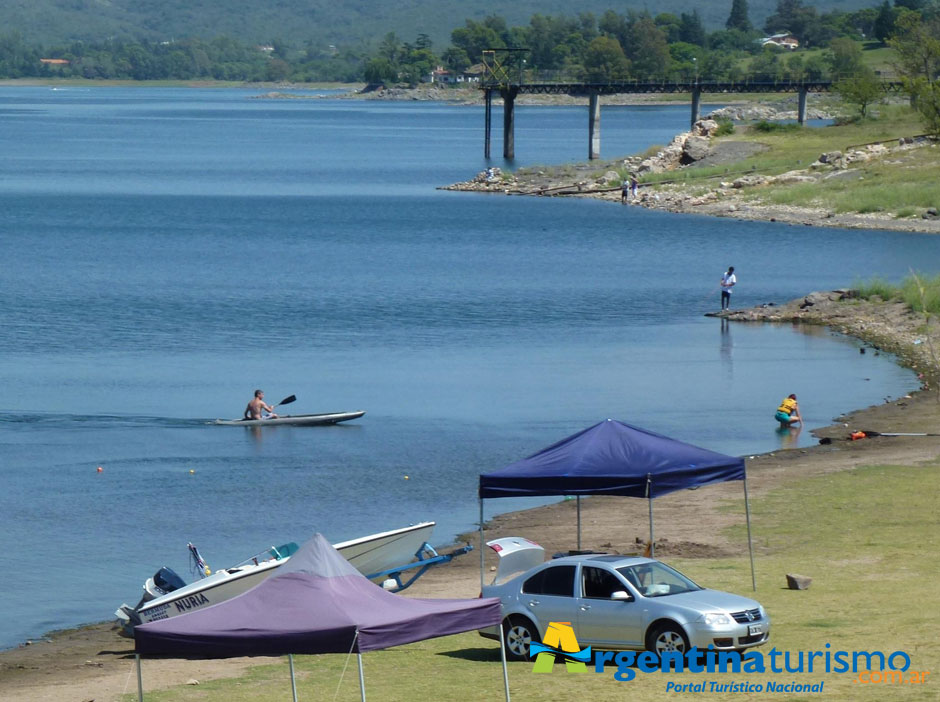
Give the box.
[0,87,934,650]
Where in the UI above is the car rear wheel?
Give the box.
[648,622,690,657]
[502,616,538,661]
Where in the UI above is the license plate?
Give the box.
[748,624,763,636]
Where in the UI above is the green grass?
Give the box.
[126,461,940,702]
[855,276,902,301]
[643,106,940,217]
[855,273,940,314]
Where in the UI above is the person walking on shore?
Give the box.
[775,394,802,427]
[630,174,639,200]
[720,266,736,310]
[621,179,629,204]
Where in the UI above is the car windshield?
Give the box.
[616,562,702,597]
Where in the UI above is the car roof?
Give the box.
[546,554,656,567]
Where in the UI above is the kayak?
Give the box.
[213,411,365,427]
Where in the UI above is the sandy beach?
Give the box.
[2,290,939,701]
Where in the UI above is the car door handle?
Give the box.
[527,600,540,607]
[579,605,591,611]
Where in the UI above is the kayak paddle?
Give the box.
[275,395,296,408]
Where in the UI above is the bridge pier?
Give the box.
[484,89,492,158]
[501,87,518,159]
[588,93,600,159]
[690,87,701,129]
[798,87,807,125]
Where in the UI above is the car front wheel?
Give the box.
[648,622,690,657]
[502,616,538,661]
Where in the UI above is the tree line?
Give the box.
[0,0,936,91]
[365,0,939,84]
[0,33,366,82]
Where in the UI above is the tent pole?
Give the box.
[357,653,366,702]
[576,496,582,550]
[479,498,485,592]
[136,654,143,702]
[646,474,654,557]
[744,474,757,591]
[289,653,298,702]
[499,633,511,701]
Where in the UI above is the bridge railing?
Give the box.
[480,70,903,92]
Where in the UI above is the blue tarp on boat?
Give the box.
[479,418,745,499]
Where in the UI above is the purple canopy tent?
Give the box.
[478,419,755,590]
[134,534,508,702]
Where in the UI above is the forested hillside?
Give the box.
[4,0,877,47]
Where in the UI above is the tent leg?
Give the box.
[499,633,511,701]
[289,653,298,702]
[576,496,582,550]
[648,497,654,557]
[358,653,366,702]
[136,654,143,702]
[479,499,485,592]
[744,475,757,591]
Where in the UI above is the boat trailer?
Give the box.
[367,541,473,592]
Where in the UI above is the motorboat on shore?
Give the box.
[115,521,439,637]
[212,410,365,427]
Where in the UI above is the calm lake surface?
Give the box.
[0,87,935,650]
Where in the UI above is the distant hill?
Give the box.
[8,0,878,49]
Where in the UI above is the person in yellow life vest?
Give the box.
[775,394,801,427]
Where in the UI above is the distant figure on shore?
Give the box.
[245,389,278,420]
[775,394,801,427]
[630,174,639,199]
[621,179,630,204]
[720,266,736,310]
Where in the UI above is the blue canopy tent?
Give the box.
[478,419,755,590]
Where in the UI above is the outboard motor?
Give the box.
[146,566,186,599]
[114,566,188,638]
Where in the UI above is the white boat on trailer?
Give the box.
[116,521,448,636]
[212,410,365,427]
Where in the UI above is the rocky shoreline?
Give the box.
[442,112,940,234]
[713,290,940,389]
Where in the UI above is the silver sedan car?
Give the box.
[481,548,770,661]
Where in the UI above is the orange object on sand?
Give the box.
[850,431,867,440]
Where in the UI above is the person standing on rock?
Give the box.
[621,179,630,204]
[720,266,736,310]
[630,174,639,199]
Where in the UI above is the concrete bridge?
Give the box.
[481,74,905,160]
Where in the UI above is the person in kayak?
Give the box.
[775,394,801,427]
[245,389,278,420]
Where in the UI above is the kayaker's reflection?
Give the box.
[775,424,801,448]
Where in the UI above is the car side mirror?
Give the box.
[611,590,634,602]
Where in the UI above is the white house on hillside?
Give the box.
[429,64,484,84]
[760,33,799,50]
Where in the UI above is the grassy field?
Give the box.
[856,274,940,314]
[126,461,940,702]
[642,106,940,218]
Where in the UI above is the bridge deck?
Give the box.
[481,80,903,96]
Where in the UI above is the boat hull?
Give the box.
[213,411,365,427]
[129,522,434,628]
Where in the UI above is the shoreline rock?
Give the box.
[442,124,940,234]
[717,290,940,389]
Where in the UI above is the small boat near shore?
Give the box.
[115,521,435,636]
[212,410,365,427]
